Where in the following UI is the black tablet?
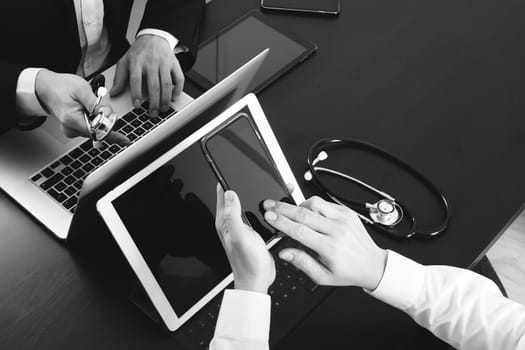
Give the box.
[187,11,317,93]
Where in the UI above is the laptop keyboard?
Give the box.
[30,102,176,214]
[176,238,320,349]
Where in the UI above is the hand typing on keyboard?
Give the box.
[263,196,388,291]
[35,70,129,145]
[110,34,184,118]
[215,184,276,294]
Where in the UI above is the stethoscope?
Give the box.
[83,74,118,143]
[304,138,451,239]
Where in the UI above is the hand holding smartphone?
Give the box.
[202,112,292,242]
[261,0,340,15]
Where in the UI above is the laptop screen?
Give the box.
[112,141,231,316]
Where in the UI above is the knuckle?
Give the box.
[331,249,347,266]
[295,207,310,222]
[309,195,323,207]
[130,76,141,86]
[150,84,160,95]
[129,51,140,62]
[339,205,354,217]
[222,211,234,224]
[295,253,307,269]
[149,80,160,93]
[324,240,338,256]
[162,80,172,89]
[78,79,91,89]
[292,223,306,239]
[341,214,357,227]
[219,220,230,235]
[332,224,347,236]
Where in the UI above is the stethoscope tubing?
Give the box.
[306,137,451,238]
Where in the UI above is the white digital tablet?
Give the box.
[96,93,304,331]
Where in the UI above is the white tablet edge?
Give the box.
[97,93,305,331]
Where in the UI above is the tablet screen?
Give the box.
[112,143,231,316]
[188,14,314,93]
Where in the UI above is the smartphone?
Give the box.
[202,111,292,242]
[261,0,340,15]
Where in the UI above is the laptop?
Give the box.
[0,49,268,240]
[96,93,335,349]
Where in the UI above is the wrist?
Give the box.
[234,279,270,294]
[34,69,52,113]
[365,248,388,291]
[137,34,171,51]
[136,29,178,51]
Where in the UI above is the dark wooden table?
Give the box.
[1,0,524,348]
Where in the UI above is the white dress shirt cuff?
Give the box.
[137,28,179,51]
[214,289,271,341]
[367,250,426,311]
[16,68,47,117]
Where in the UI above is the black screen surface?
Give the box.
[262,0,340,12]
[112,143,231,316]
[189,15,309,92]
[204,113,291,242]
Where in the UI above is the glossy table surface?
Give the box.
[1,0,524,348]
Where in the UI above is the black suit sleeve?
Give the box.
[139,0,205,72]
[0,60,26,135]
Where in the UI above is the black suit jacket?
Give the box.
[0,0,205,134]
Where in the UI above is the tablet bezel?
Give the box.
[187,10,317,93]
[260,0,341,16]
[96,93,305,332]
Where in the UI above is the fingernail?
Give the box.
[149,109,158,118]
[279,251,293,261]
[160,105,169,113]
[224,190,234,203]
[216,182,221,191]
[263,199,276,209]
[133,99,141,109]
[265,211,277,221]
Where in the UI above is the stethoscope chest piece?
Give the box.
[366,199,402,227]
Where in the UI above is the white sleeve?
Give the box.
[136,29,188,54]
[16,68,47,117]
[209,289,271,350]
[137,28,177,49]
[369,250,525,350]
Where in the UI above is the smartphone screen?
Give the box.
[203,112,292,242]
[261,0,340,15]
